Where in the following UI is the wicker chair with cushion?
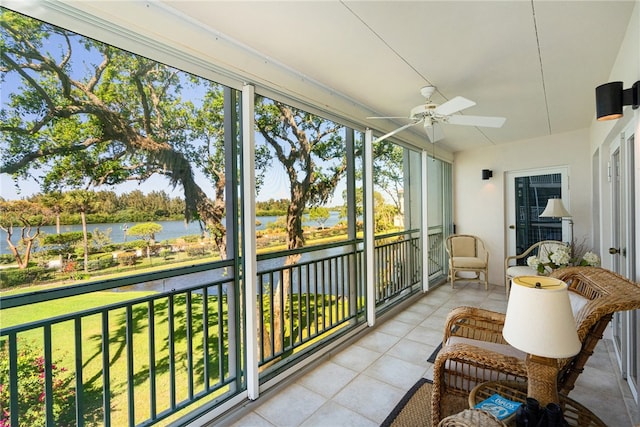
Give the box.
[504,240,567,295]
[446,234,489,290]
[430,267,640,425]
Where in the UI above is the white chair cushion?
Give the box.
[506,265,538,278]
[568,291,589,319]
[452,256,486,268]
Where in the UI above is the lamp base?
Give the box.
[525,354,560,407]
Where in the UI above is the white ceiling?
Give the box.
[8,1,636,153]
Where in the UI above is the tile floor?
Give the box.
[216,281,639,426]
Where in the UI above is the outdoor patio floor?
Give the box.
[215,281,639,426]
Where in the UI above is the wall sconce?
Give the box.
[595,80,639,121]
[481,169,493,180]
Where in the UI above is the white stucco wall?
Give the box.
[453,128,592,287]
[454,1,639,287]
[589,1,639,153]
[589,1,640,281]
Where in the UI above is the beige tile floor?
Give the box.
[217,281,639,426]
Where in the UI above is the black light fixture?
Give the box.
[595,80,640,121]
[482,169,493,180]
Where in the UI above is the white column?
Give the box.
[364,129,376,327]
[242,84,259,400]
[422,150,430,292]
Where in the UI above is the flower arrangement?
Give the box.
[527,244,600,275]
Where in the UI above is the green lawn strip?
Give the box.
[0,291,156,329]
[0,253,221,295]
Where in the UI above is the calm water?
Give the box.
[0,212,342,255]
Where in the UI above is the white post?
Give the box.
[364,129,376,327]
[242,84,259,400]
[422,150,430,292]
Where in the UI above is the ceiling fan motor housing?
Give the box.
[420,85,436,99]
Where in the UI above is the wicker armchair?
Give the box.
[446,234,489,290]
[431,267,640,425]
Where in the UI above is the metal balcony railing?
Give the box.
[255,240,365,370]
[0,262,239,427]
[374,230,422,304]
[0,227,447,426]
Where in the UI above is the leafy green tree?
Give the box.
[64,190,94,273]
[36,191,65,265]
[255,99,346,250]
[0,10,227,257]
[255,98,347,353]
[43,231,86,266]
[90,227,112,252]
[340,188,397,232]
[341,187,364,220]
[308,206,330,229]
[373,141,404,213]
[256,198,290,216]
[0,200,52,268]
[126,222,163,261]
[37,192,64,234]
[373,192,399,232]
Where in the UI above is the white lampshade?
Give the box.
[503,276,581,358]
[539,198,571,218]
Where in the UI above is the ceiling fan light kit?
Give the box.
[368,86,506,143]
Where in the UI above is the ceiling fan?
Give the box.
[368,86,506,143]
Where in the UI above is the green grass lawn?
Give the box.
[1,290,231,426]
[1,290,155,328]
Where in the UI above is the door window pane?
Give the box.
[515,173,562,254]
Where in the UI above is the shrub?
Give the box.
[0,267,53,289]
[0,255,15,265]
[185,245,207,257]
[178,234,202,244]
[159,248,172,259]
[120,240,145,251]
[86,257,113,271]
[117,252,137,266]
[0,341,76,427]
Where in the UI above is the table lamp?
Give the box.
[502,276,581,406]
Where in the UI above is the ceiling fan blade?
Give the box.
[425,123,445,143]
[447,114,506,128]
[434,96,476,116]
[374,120,423,143]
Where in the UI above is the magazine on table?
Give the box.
[474,393,522,420]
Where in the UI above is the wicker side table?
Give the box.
[469,381,606,427]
